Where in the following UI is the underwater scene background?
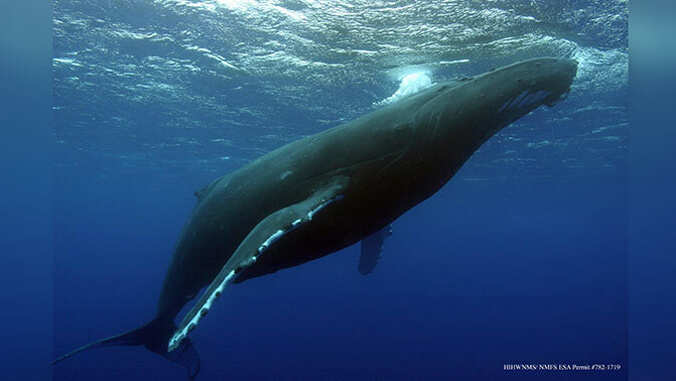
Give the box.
[53,1,627,380]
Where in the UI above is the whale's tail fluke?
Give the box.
[53,316,201,379]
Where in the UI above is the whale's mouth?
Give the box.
[545,89,570,107]
[497,88,555,115]
[545,59,577,107]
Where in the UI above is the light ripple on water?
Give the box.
[53,0,627,180]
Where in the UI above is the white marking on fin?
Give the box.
[168,269,237,352]
[167,193,345,352]
[308,195,344,219]
[259,229,285,253]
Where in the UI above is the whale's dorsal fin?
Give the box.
[358,224,392,275]
[194,174,234,202]
[168,176,350,352]
[194,186,208,201]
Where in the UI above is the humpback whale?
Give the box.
[54,57,577,378]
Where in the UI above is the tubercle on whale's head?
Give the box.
[416,57,578,141]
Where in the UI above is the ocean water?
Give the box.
[53,1,628,380]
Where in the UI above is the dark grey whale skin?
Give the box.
[53,58,576,378]
[159,57,577,318]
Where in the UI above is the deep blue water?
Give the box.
[52,1,628,380]
[54,163,627,381]
[53,160,627,380]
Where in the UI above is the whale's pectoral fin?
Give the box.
[168,176,349,352]
[358,224,392,275]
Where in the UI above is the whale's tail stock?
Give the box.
[53,315,201,379]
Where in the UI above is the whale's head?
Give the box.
[414,57,577,154]
[479,57,578,120]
